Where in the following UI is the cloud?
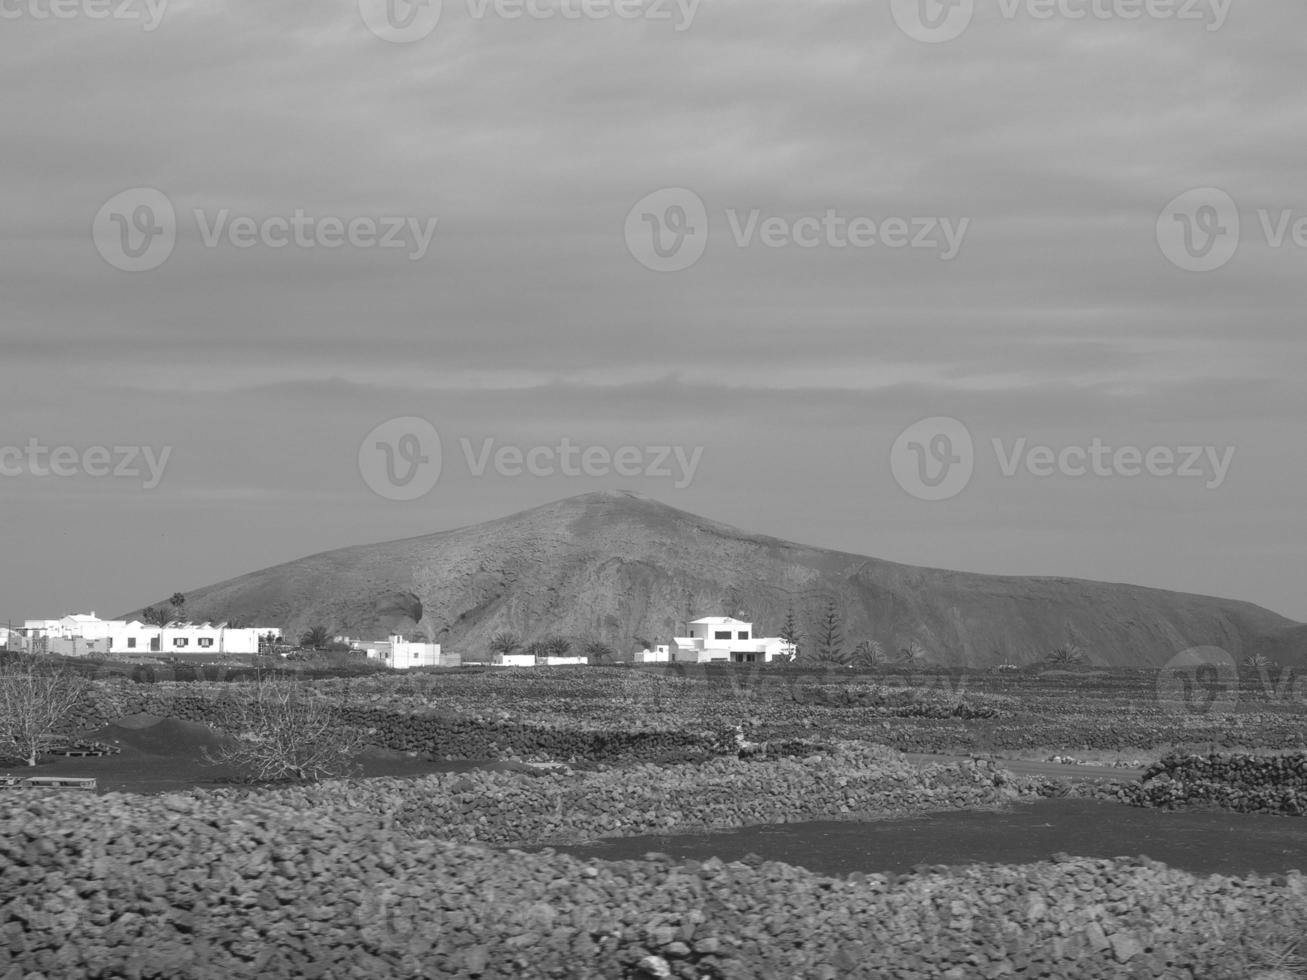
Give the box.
[1,0,1304,622]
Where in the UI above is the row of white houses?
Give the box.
[348,617,794,670]
[6,612,795,669]
[13,613,282,657]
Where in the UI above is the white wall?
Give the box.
[496,654,537,668]
[363,636,442,669]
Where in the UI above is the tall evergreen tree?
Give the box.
[813,598,846,664]
[778,605,801,659]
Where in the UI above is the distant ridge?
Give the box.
[127,490,1300,667]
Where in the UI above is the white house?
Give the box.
[155,623,279,656]
[490,653,590,668]
[670,617,794,664]
[495,653,537,668]
[19,613,281,657]
[358,635,447,669]
[23,614,109,640]
[633,644,672,664]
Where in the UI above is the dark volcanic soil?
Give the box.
[535,799,1307,878]
[2,714,552,794]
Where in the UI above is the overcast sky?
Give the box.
[1,0,1304,626]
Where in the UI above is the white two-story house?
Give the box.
[653,617,794,664]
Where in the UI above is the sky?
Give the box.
[1,0,1305,626]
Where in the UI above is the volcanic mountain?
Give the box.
[128,490,1299,667]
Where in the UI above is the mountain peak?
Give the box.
[135,497,1299,667]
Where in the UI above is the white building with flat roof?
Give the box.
[18,613,281,657]
[357,635,448,669]
[670,617,794,664]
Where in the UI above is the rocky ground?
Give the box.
[3,786,1305,979]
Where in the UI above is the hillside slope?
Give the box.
[128,491,1299,667]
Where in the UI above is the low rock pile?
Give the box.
[3,789,1304,979]
[1118,752,1307,816]
[215,743,1015,846]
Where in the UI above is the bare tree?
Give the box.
[204,676,366,782]
[0,655,89,766]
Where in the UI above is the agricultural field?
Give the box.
[2,658,1306,978]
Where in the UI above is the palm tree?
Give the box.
[1044,645,1086,668]
[299,626,331,651]
[542,636,571,658]
[852,639,884,670]
[169,593,186,621]
[584,640,613,664]
[488,631,521,664]
[897,641,928,667]
[1243,654,1273,670]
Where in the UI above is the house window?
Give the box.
[737,631,749,640]
[126,638,136,649]
[198,638,213,648]
[714,631,731,640]
[173,638,188,648]
[413,651,420,659]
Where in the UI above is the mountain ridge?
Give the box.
[125,490,1300,667]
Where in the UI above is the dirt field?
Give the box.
[1,714,553,794]
[539,798,1307,878]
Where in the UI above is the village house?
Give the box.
[354,635,461,669]
[638,616,795,664]
[17,613,281,657]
